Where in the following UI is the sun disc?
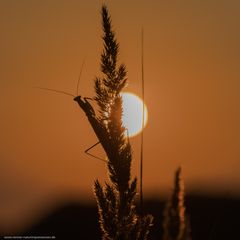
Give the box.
[121,92,148,137]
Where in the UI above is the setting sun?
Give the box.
[121,92,148,137]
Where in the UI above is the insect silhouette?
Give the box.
[38,60,110,163]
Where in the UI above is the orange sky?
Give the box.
[0,0,240,232]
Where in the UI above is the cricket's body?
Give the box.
[74,96,111,161]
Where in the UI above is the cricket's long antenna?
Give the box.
[37,87,75,97]
[76,58,86,96]
[140,28,145,213]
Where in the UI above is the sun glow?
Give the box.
[121,92,148,137]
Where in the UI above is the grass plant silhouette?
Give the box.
[74,5,153,240]
[163,167,191,240]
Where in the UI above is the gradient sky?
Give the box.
[0,0,240,232]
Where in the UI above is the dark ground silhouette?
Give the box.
[1,195,240,240]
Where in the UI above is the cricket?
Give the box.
[38,60,110,163]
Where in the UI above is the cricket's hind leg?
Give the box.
[84,141,107,163]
